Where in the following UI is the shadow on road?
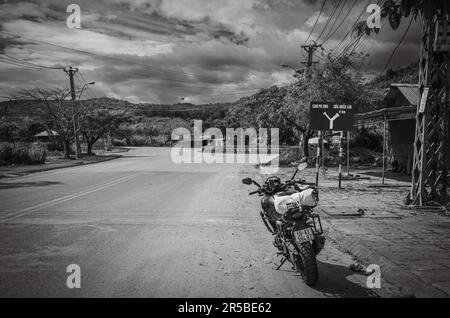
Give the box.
[361,171,411,183]
[313,261,379,298]
[0,181,63,190]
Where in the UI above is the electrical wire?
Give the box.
[322,0,347,44]
[0,57,47,70]
[316,0,342,43]
[303,0,328,45]
[77,71,97,99]
[380,16,414,73]
[330,0,372,56]
[323,0,358,44]
[0,54,62,70]
[0,30,235,85]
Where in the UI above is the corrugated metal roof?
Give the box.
[396,85,420,106]
[34,130,59,137]
[384,83,420,106]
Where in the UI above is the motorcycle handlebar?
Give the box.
[249,190,260,196]
[285,180,303,186]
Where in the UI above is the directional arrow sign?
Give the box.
[310,102,354,131]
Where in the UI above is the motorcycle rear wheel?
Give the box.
[295,242,319,286]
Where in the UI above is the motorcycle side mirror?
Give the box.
[242,178,253,185]
[298,163,308,171]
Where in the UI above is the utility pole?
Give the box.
[411,1,449,205]
[301,41,322,78]
[64,66,82,159]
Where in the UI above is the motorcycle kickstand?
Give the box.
[275,257,287,270]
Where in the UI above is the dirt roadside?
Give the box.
[0,149,128,178]
[288,166,450,298]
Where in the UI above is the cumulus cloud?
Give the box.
[0,0,421,104]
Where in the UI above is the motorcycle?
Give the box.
[242,159,325,286]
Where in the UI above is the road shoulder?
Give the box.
[0,153,123,179]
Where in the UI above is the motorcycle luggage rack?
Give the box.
[311,214,324,235]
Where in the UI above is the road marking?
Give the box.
[0,174,139,223]
[3,156,126,180]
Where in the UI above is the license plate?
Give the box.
[294,228,315,244]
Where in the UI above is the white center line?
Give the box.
[0,174,139,223]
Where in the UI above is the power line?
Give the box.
[330,0,372,56]
[334,0,385,59]
[77,71,97,99]
[323,0,358,44]
[303,0,328,45]
[316,0,342,43]
[74,73,96,100]
[0,30,234,85]
[322,0,347,44]
[381,16,414,73]
[355,18,387,56]
[2,53,63,70]
[3,45,231,90]
[0,57,47,70]
[0,54,62,71]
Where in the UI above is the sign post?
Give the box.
[347,131,350,177]
[315,131,321,186]
[339,131,344,189]
[310,102,354,188]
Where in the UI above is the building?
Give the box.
[355,84,423,174]
[33,130,59,142]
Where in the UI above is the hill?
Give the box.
[0,97,232,122]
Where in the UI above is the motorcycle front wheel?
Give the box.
[260,211,277,234]
[295,242,319,286]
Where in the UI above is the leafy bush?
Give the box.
[46,141,64,152]
[130,135,151,147]
[0,142,47,166]
[0,122,19,143]
[0,143,14,165]
[351,128,383,153]
[112,139,127,147]
[28,142,47,164]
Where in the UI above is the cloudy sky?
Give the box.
[0,0,421,104]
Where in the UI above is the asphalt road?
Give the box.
[0,147,394,297]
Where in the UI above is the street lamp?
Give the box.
[78,82,95,100]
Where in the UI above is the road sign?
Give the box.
[434,19,450,52]
[419,88,429,114]
[310,102,354,131]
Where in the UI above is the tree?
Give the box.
[223,54,371,157]
[354,0,427,37]
[13,88,76,159]
[0,120,19,145]
[81,110,108,155]
[161,118,191,145]
[17,117,46,142]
